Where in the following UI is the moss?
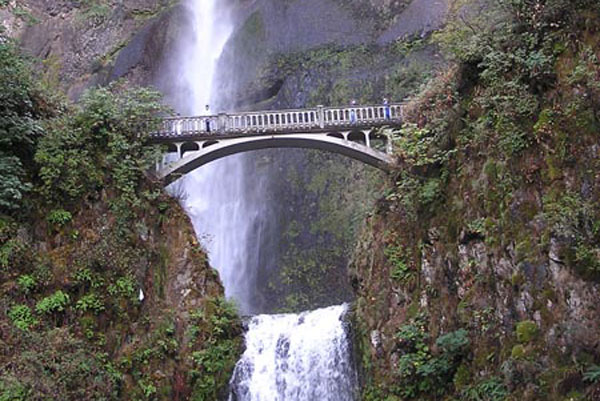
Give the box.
[511,272,525,287]
[453,363,471,390]
[511,344,526,359]
[516,321,539,344]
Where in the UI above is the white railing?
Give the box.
[151,103,404,139]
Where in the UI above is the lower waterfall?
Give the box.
[228,304,358,401]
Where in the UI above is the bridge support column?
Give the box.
[386,132,393,155]
[317,105,325,128]
[175,142,183,159]
[363,130,371,148]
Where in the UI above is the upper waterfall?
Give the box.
[179,0,233,114]
[168,0,274,315]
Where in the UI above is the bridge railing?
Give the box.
[150,103,404,139]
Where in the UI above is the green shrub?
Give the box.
[385,245,412,282]
[16,274,36,294]
[0,32,48,213]
[189,297,242,401]
[394,316,470,399]
[46,209,72,228]
[436,329,470,356]
[583,365,600,383]
[36,290,70,314]
[73,267,105,289]
[75,293,105,314]
[35,84,166,221]
[8,305,37,331]
[107,275,137,302]
[461,377,508,401]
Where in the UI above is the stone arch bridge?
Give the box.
[151,103,404,183]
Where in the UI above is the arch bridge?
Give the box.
[151,103,404,183]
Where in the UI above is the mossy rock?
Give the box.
[516,320,539,344]
[511,344,526,359]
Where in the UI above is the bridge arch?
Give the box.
[159,134,394,184]
[203,140,219,148]
[347,130,367,146]
[370,132,389,152]
[181,142,200,157]
[327,132,345,140]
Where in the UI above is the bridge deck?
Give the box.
[150,103,404,141]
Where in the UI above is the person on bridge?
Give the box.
[350,99,357,125]
[383,97,391,120]
[205,104,211,133]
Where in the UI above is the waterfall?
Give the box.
[229,305,358,401]
[168,1,358,400]
[168,0,267,315]
[178,0,232,114]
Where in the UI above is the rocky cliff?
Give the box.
[1,0,187,99]
[351,1,600,399]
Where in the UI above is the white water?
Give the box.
[179,0,233,114]
[170,1,358,400]
[229,304,357,401]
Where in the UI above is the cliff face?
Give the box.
[216,0,448,110]
[2,0,182,99]
[351,1,600,399]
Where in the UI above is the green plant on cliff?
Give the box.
[461,377,507,401]
[188,297,243,401]
[35,83,165,226]
[46,208,73,228]
[583,365,600,383]
[393,315,470,399]
[36,290,70,315]
[8,304,37,331]
[0,31,50,213]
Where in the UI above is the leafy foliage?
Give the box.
[385,245,413,282]
[75,293,105,314]
[16,274,36,294]
[46,208,72,228]
[35,290,70,315]
[8,305,37,331]
[583,365,600,384]
[0,32,50,213]
[0,329,119,400]
[393,315,470,399]
[461,377,508,401]
[35,83,166,225]
[188,297,243,401]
